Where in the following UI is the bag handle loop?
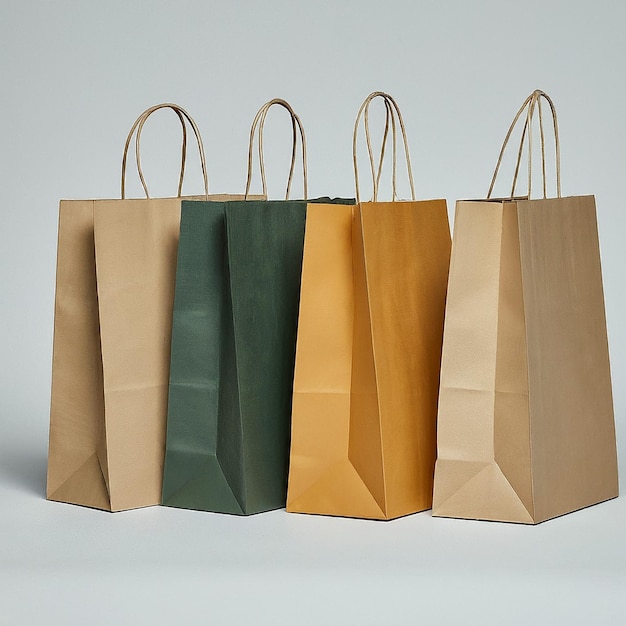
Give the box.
[121,103,209,199]
[487,89,561,200]
[244,98,307,200]
[369,98,397,202]
[353,91,416,204]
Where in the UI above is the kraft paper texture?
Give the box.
[432,196,619,524]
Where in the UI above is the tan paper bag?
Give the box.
[432,90,618,524]
[286,93,451,519]
[47,104,251,511]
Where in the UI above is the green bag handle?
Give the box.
[353,91,416,204]
[121,103,209,199]
[487,89,561,200]
[244,98,308,200]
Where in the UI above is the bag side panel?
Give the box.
[433,201,533,523]
[47,200,111,511]
[287,203,353,507]
[161,201,245,514]
[287,203,381,517]
[519,196,618,522]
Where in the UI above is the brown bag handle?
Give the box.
[121,103,209,199]
[365,98,396,202]
[353,91,416,204]
[487,89,561,200]
[244,98,307,200]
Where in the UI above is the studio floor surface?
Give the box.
[1,417,624,626]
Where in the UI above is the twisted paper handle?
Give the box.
[244,98,307,200]
[353,91,416,204]
[121,103,209,199]
[487,89,561,200]
[369,98,396,201]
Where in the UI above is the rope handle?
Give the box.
[370,98,396,201]
[353,91,416,204]
[244,98,307,200]
[487,89,561,200]
[121,103,209,199]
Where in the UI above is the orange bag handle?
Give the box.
[487,89,561,200]
[353,91,416,204]
[244,98,307,200]
[121,103,209,199]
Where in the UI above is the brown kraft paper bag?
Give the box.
[47,104,253,511]
[432,90,618,524]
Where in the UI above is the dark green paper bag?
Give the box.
[161,99,354,514]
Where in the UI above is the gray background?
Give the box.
[1,1,625,624]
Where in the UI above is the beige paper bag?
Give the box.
[47,104,251,511]
[432,90,618,524]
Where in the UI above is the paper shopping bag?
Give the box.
[432,90,618,524]
[47,104,251,512]
[161,99,354,514]
[286,92,451,519]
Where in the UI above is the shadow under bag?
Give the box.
[432,90,619,524]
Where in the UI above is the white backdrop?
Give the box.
[1,1,625,624]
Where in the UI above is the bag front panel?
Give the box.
[225,200,308,514]
[359,200,451,518]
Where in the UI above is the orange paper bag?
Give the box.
[286,93,451,519]
[432,90,619,524]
